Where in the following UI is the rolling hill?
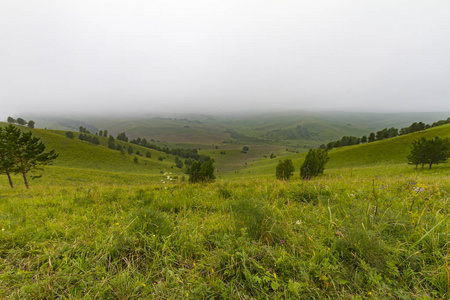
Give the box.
[22,111,450,150]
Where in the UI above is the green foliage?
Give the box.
[7,116,16,123]
[408,137,450,169]
[116,132,128,142]
[16,117,27,126]
[0,125,16,187]
[188,160,215,183]
[127,146,134,155]
[108,136,116,149]
[174,156,183,168]
[27,120,35,128]
[300,148,329,179]
[0,124,58,188]
[275,159,295,180]
[79,126,90,134]
[65,131,74,139]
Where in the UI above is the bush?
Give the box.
[65,131,74,139]
[189,160,215,183]
[275,159,295,180]
[300,148,329,179]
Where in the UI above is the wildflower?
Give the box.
[211,268,215,273]
[273,272,277,279]
[142,283,146,287]
[279,240,284,244]
[115,223,119,225]
[295,220,302,225]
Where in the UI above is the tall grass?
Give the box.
[1,167,449,298]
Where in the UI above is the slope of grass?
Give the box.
[0,123,183,177]
[1,167,449,298]
[327,124,450,168]
[236,124,450,178]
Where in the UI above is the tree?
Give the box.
[189,160,215,183]
[127,146,134,154]
[361,135,367,143]
[108,136,116,149]
[0,125,20,188]
[146,151,151,158]
[117,132,129,142]
[175,156,184,168]
[300,148,329,179]
[407,137,450,169]
[1,125,58,188]
[426,137,450,169]
[65,131,75,139]
[276,159,295,180]
[16,118,27,126]
[7,117,16,124]
[27,120,35,129]
[134,157,138,163]
[368,132,375,143]
[242,146,249,153]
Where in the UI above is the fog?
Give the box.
[1,0,449,120]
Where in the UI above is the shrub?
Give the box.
[300,148,329,179]
[276,159,295,180]
[189,160,215,183]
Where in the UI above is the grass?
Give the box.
[0,121,449,298]
[1,168,449,298]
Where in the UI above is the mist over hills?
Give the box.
[19,111,450,149]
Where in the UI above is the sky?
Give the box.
[1,0,449,120]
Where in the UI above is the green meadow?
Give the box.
[1,122,450,298]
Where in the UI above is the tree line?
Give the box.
[7,116,35,129]
[323,118,450,151]
[0,124,57,188]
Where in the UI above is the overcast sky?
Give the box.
[1,0,449,120]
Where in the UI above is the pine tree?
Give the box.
[0,125,20,188]
[300,148,329,179]
[0,124,57,188]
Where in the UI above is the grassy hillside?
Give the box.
[1,164,449,298]
[0,122,185,180]
[327,124,450,168]
[22,111,449,150]
[236,124,450,178]
[1,120,450,298]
